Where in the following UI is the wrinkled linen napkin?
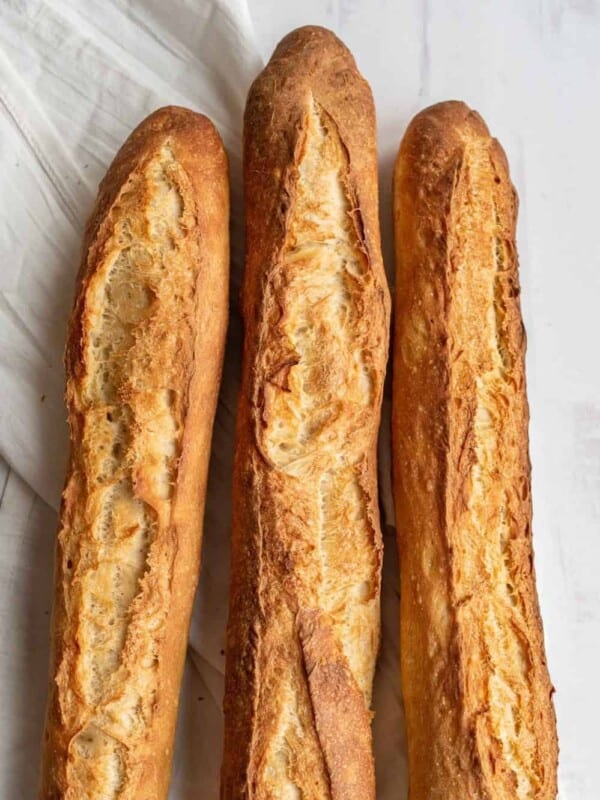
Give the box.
[0,1,405,797]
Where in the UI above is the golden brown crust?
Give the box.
[393,101,558,800]
[40,106,229,800]
[221,26,390,800]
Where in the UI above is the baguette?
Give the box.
[392,101,558,799]
[221,26,390,800]
[40,106,229,799]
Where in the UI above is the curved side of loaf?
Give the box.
[393,100,558,800]
[221,26,390,800]
[40,106,229,800]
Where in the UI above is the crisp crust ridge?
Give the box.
[393,101,558,800]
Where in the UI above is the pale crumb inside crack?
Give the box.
[260,98,377,797]
[66,147,191,797]
[450,143,538,799]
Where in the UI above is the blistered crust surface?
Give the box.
[60,149,190,797]
[256,99,381,797]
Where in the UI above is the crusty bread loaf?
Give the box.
[221,26,390,800]
[392,101,558,799]
[39,106,229,800]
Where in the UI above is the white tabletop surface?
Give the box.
[1,1,598,798]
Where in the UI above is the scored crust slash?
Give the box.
[393,100,558,800]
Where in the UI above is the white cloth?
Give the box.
[0,0,260,507]
[0,1,256,797]
[0,2,405,797]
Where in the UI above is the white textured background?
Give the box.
[0,1,598,798]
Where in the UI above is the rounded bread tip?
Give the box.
[405,100,492,146]
[131,105,219,138]
[271,24,354,63]
[395,100,497,188]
